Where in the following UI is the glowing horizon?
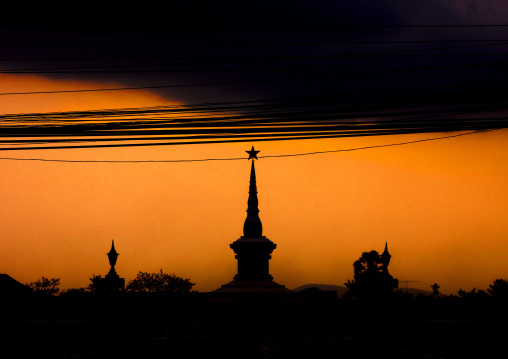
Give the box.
[1,73,508,296]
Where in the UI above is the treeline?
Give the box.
[24,269,195,297]
[337,279,508,319]
[339,248,508,310]
[18,247,508,323]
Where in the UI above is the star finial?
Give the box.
[246,146,260,160]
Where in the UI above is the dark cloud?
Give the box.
[1,0,508,145]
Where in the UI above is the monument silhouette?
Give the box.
[98,240,125,293]
[380,242,392,274]
[216,147,290,293]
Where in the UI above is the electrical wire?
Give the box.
[2,61,508,96]
[2,41,508,74]
[0,129,498,163]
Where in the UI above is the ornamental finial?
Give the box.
[246,146,260,160]
[107,240,119,277]
[381,242,391,272]
[243,148,262,237]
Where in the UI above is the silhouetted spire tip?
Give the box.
[243,149,263,237]
[108,240,118,256]
[246,146,260,160]
[381,242,391,262]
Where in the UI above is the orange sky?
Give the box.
[1,74,507,295]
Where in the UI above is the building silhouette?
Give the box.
[380,242,399,294]
[216,149,290,293]
[381,242,392,274]
[97,240,125,293]
[0,274,31,297]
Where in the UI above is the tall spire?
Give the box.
[243,160,263,237]
[380,242,392,272]
[220,145,283,289]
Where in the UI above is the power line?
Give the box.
[0,129,497,163]
[4,61,508,74]
[3,41,508,74]
[204,25,508,28]
[1,39,508,61]
[2,52,508,71]
[0,84,505,147]
[0,79,504,119]
[262,129,499,158]
[0,78,504,152]
[2,62,508,96]
[0,26,506,42]
[0,39,507,51]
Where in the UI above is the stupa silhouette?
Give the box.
[97,240,125,293]
[216,147,291,293]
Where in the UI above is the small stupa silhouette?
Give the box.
[99,240,125,293]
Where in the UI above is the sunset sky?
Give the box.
[1,1,508,294]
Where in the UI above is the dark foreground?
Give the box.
[1,291,507,358]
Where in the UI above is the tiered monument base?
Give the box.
[215,279,292,293]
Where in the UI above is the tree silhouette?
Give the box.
[25,277,60,295]
[353,250,382,278]
[60,288,87,297]
[456,288,488,306]
[345,250,398,300]
[126,270,195,294]
[431,283,440,297]
[88,274,102,294]
[487,279,508,303]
